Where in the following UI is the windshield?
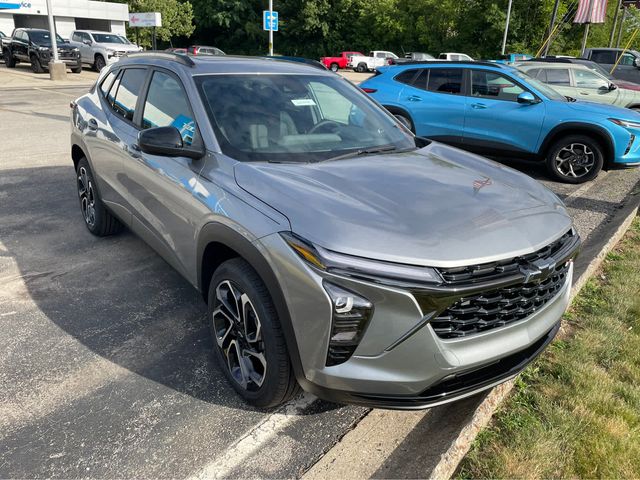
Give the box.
[513,70,566,101]
[92,33,127,44]
[195,74,415,162]
[29,31,65,45]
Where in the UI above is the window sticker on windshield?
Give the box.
[291,98,316,106]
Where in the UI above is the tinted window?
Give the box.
[72,32,81,41]
[394,69,419,85]
[619,53,635,66]
[99,69,118,97]
[536,69,548,83]
[28,30,64,45]
[142,71,195,145]
[93,33,126,44]
[375,52,387,58]
[112,68,147,121]
[427,68,462,94]
[471,70,524,101]
[591,51,616,64]
[574,69,609,89]
[526,68,540,79]
[546,69,570,86]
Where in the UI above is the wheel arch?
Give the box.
[539,123,615,169]
[196,222,307,384]
[71,143,86,171]
[382,105,415,132]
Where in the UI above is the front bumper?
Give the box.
[256,231,577,409]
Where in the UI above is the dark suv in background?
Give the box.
[582,47,640,83]
[3,28,82,73]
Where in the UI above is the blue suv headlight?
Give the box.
[609,118,640,129]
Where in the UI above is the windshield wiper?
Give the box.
[325,145,405,162]
[565,96,577,102]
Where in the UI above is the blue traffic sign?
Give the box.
[263,10,278,31]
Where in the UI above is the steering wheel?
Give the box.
[308,120,341,135]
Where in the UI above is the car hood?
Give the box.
[563,98,638,117]
[95,42,140,52]
[234,143,572,267]
[616,79,640,91]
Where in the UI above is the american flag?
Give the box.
[574,0,609,24]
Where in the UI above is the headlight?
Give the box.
[280,232,442,285]
[38,46,49,52]
[106,49,115,55]
[609,118,640,129]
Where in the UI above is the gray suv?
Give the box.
[70,53,580,409]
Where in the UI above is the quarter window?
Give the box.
[111,68,147,122]
[471,70,525,101]
[142,71,196,145]
[427,68,463,95]
[394,69,419,85]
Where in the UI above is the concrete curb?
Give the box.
[429,205,639,480]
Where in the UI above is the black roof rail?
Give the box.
[388,60,505,68]
[124,51,196,67]
[526,57,575,63]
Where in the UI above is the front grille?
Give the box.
[431,262,570,338]
[438,230,575,286]
[112,51,127,57]
[327,345,357,365]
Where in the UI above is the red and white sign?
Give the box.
[129,12,162,27]
[574,0,609,24]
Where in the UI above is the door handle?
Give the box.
[87,118,98,130]
[471,103,487,109]
[407,95,422,102]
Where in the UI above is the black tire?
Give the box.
[94,54,105,71]
[393,112,415,133]
[30,54,44,73]
[71,64,82,74]
[356,62,367,73]
[330,62,339,72]
[4,50,16,68]
[545,134,604,184]
[208,258,300,408]
[76,157,123,236]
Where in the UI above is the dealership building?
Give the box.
[0,0,129,38]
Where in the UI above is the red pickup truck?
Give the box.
[320,51,363,72]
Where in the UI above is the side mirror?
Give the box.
[634,58,640,68]
[609,83,618,91]
[138,126,204,159]
[517,91,536,105]
[83,39,92,45]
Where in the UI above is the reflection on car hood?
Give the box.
[564,99,637,117]
[235,142,572,267]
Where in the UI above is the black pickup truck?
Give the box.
[3,28,82,73]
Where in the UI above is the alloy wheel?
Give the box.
[212,280,267,391]
[554,143,595,179]
[77,166,96,227]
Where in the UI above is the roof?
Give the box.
[73,30,114,34]
[517,61,591,70]
[120,52,335,76]
[386,60,506,69]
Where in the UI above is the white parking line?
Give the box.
[189,393,318,480]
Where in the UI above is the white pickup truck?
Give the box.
[348,51,398,72]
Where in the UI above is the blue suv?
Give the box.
[360,61,640,183]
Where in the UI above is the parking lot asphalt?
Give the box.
[1,84,640,479]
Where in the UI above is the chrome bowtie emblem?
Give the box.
[520,258,557,283]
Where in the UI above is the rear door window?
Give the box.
[111,68,147,122]
[546,69,571,86]
[591,51,617,64]
[427,68,463,94]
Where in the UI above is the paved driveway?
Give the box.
[1,82,639,478]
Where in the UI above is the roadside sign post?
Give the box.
[263,3,278,55]
[128,12,162,50]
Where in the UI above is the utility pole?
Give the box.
[269,0,274,56]
[580,0,597,56]
[609,0,623,47]
[501,0,513,55]
[616,6,628,48]
[45,0,66,79]
[544,0,561,57]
